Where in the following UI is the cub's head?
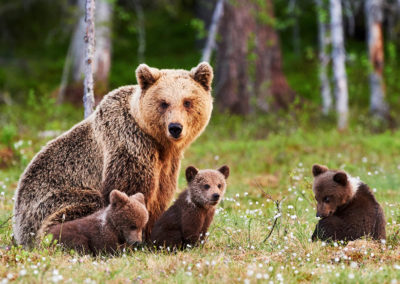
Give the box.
[108,190,149,245]
[312,164,359,218]
[133,62,214,149]
[185,165,229,207]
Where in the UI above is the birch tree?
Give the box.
[83,0,95,118]
[131,0,146,63]
[365,0,388,119]
[58,0,112,104]
[330,0,349,130]
[315,0,332,114]
[201,0,224,62]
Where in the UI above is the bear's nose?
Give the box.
[316,212,321,218]
[211,193,220,201]
[168,123,183,139]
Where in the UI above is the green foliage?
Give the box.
[190,18,206,40]
[0,124,17,147]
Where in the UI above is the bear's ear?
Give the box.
[190,62,214,91]
[185,166,199,183]
[312,164,329,177]
[136,64,161,91]
[110,190,129,208]
[333,172,348,186]
[131,192,146,206]
[218,165,230,179]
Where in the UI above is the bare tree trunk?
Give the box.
[215,0,252,114]
[315,0,332,114]
[365,0,388,119]
[215,0,294,114]
[83,0,95,118]
[93,0,112,95]
[57,39,73,104]
[289,0,300,56]
[72,0,86,82]
[131,0,146,63]
[343,0,355,36]
[330,0,349,130]
[58,0,112,105]
[201,0,224,62]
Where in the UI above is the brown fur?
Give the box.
[47,191,148,255]
[150,165,229,250]
[13,63,214,247]
[311,164,386,242]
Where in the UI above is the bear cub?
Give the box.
[47,190,148,254]
[311,164,386,242]
[150,165,229,249]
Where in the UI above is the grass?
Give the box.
[0,104,400,283]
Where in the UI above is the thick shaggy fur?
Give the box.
[311,164,386,242]
[150,165,229,249]
[48,191,148,254]
[13,62,214,246]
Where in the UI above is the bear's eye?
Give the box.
[183,100,191,108]
[204,184,210,190]
[218,184,222,189]
[130,225,137,230]
[160,102,169,110]
[323,196,330,203]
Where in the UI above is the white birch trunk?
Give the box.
[57,40,73,104]
[316,0,332,115]
[83,0,95,118]
[201,0,224,62]
[93,0,112,86]
[132,0,146,63]
[72,0,86,82]
[365,0,388,118]
[330,0,349,130]
[70,0,111,84]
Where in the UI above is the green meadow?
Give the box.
[0,105,399,283]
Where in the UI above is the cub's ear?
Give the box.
[333,172,348,186]
[131,192,146,206]
[312,164,329,177]
[110,190,129,208]
[185,166,199,183]
[190,62,214,91]
[218,165,230,179]
[136,64,161,91]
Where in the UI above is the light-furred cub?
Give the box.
[47,191,148,254]
[311,164,386,242]
[151,165,229,249]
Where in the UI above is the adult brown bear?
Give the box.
[13,62,214,247]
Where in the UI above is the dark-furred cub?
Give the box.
[150,165,229,249]
[47,190,148,254]
[311,164,386,242]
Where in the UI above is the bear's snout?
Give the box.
[211,193,220,201]
[168,123,183,139]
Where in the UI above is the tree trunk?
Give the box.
[83,0,95,118]
[289,0,300,56]
[58,0,112,105]
[94,0,112,95]
[315,0,332,114]
[131,0,146,64]
[330,0,349,130]
[201,0,224,62]
[365,0,388,119]
[215,0,294,115]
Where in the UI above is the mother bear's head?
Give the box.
[131,62,214,150]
